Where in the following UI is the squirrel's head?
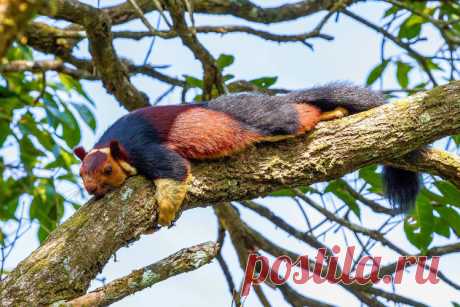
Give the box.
[74,140,137,198]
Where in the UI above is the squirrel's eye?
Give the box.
[103,165,113,175]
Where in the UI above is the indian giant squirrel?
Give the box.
[74,83,420,226]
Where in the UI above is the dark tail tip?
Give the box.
[382,166,421,213]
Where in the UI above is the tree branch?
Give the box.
[294,191,408,255]
[389,148,460,189]
[0,59,97,79]
[112,24,334,45]
[2,81,460,305]
[342,9,438,86]
[214,203,336,307]
[166,0,225,100]
[41,0,150,111]
[105,0,353,26]
[214,203,382,306]
[379,242,460,277]
[64,242,218,307]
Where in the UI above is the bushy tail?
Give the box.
[287,82,386,113]
[291,82,420,213]
[383,166,421,213]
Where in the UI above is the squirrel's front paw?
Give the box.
[154,177,190,226]
[319,106,350,121]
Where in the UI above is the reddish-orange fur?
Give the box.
[143,106,263,159]
[292,104,322,134]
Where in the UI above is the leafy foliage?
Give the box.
[368,1,459,90]
[184,53,278,101]
[0,45,95,243]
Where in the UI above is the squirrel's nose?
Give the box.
[86,185,97,194]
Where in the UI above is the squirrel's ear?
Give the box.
[109,140,128,161]
[74,146,87,161]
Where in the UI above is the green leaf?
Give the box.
[433,215,451,238]
[396,61,412,88]
[30,183,63,244]
[184,75,203,89]
[38,224,51,244]
[216,54,235,70]
[270,186,311,197]
[270,188,296,197]
[435,181,460,208]
[0,120,10,146]
[383,5,400,17]
[0,85,19,98]
[45,148,78,171]
[6,44,33,61]
[436,206,460,237]
[223,74,235,82]
[425,59,443,71]
[58,73,94,105]
[249,76,277,89]
[453,135,460,146]
[325,180,360,218]
[415,196,434,237]
[406,15,426,27]
[71,102,96,131]
[419,187,446,206]
[398,15,423,39]
[19,113,55,151]
[399,24,421,39]
[19,135,44,170]
[366,60,389,85]
[404,218,430,251]
[60,104,81,148]
[0,198,19,221]
[404,194,434,251]
[359,165,383,194]
[0,229,4,246]
[57,173,79,184]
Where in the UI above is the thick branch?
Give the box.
[106,0,351,25]
[64,242,218,307]
[2,82,460,305]
[389,148,460,189]
[24,22,82,57]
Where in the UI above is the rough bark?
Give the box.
[390,148,460,188]
[1,81,460,305]
[63,242,218,307]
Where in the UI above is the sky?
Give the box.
[4,1,460,306]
